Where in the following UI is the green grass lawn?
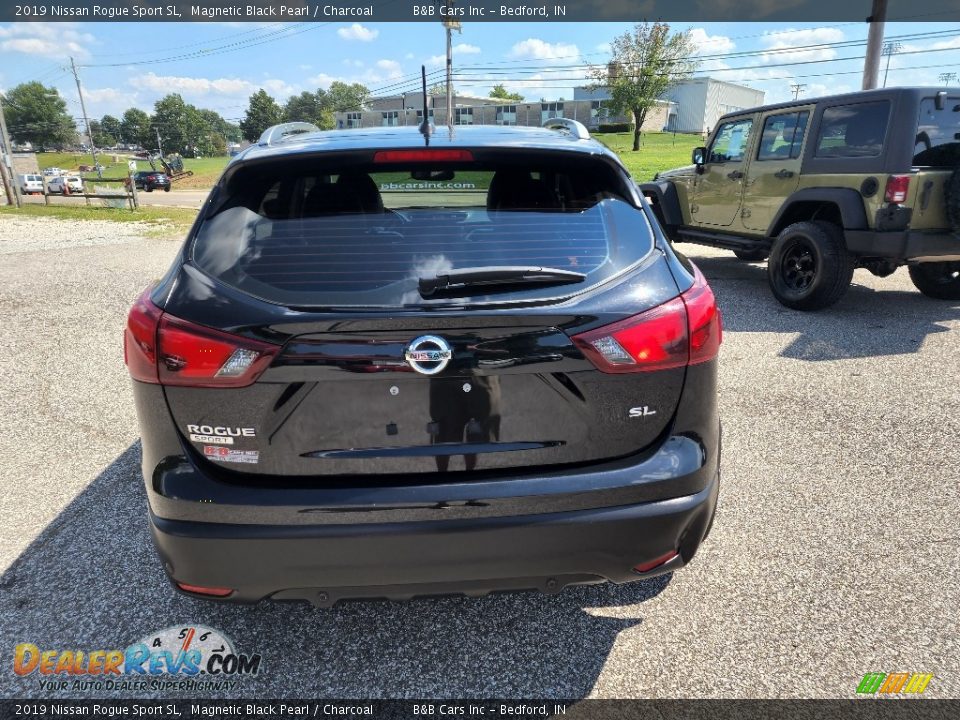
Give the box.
[0,203,199,237]
[34,152,229,189]
[593,131,704,181]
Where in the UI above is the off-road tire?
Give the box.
[946,168,960,233]
[767,221,855,311]
[908,262,960,300]
[733,248,769,262]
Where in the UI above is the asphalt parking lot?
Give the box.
[0,216,958,699]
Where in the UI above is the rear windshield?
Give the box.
[914,96,960,167]
[191,152,653,308]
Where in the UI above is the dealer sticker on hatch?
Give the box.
[203,446,260,465]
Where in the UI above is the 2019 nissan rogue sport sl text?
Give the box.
[124,119,722,606]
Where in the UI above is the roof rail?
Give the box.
[257,122,321,147]
[542,117,591,140]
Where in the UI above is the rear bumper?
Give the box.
[845,229,960,261]
[150,474,719,606]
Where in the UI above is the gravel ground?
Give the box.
[0,217,957,699]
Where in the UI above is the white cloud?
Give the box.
[404,52,415,60]
[508,38,580,61]
[0,22,95,60]
[759,27,845,64]
[375,59,403,79]
[306,72,341,89]
[82,87,127,104]
[128,72,296,100]
[337,23,378,42]
[453,43,481,55]
[689,28,735,55]
[426,54,446,67]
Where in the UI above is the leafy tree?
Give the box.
[326,81,369,112]
[283,90,334,129]
[239,89,283,142]
[489,84,524,102]
[100,115,123,144]
[198,109,239,153]
[89,119,115,148]
[3,82,75,149]
[120,108,153,149]
[429,82,449,97]
[152,94,191,154]
[589,22,697,151]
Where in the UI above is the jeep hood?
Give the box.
[653,165,697,181]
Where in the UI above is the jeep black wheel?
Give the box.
[908,262,960,300]
[733,248,769,262]
[768,221,854,311]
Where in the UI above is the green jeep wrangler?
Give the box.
[641,87,960,310]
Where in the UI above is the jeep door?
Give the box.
[691,115,756,227]
[741,108,811,232]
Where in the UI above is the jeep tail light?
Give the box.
[124,287,279,387]
[884,175,911,204]
[571,265,721,373]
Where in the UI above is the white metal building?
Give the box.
[574,77,765,135]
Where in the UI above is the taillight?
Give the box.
[124,288,162,383]
[884,175,911,204]
[124,288,279,387]
[683,266,722,366]
[571,265,721,373]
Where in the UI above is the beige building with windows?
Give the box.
[334,90,673,132]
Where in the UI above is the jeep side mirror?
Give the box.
[692,147,707,166]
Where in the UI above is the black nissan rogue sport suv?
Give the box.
[125,120,722,606]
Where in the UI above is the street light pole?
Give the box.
[882,41,902,87]
[0,94,21,207]
[70,56,101,178]
[862,0,888,90]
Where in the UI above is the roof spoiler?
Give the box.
[257,122,321,147]
[542,117,591,140]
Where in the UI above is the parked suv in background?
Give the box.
[642,88,960,310]
[129,170,170,192]
[125,120,721,606]
[46,175,84,194]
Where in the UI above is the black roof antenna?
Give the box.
[418,65,433,145]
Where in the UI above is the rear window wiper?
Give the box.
[418,266,586,297]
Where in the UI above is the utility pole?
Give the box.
[442,0,460,130]
[0,94,20,207]
[882,41,902,87]
[70,56,101,178]
[791,84,807,100]
[862,0,888,90]
[939,72,958,86]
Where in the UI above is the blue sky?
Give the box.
[1,20,958,124]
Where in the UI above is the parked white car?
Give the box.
[42,167,63,177]
[19,174,44,194]
[47,175,84,194]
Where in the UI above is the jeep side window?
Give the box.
[757,111,809,161]
[708,118,753,163]
[914,96,960,167]
[815,101,890,158]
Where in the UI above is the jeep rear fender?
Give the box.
[767,188,868,237]
[638,181,684,231]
